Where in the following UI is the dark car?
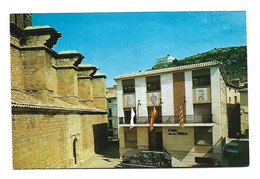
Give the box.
[224,143,239,156]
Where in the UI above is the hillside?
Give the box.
[151,46,247,82]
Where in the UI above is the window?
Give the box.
[122,79,135,93]
[108,100,111,103]
[108,120,112,128]
[108,108,112,117]
[192,69,210,87]
[193,75,210,87]
[123,85,135,93]
[235,96,237,104]
[147,83,161,91]
[73,138,78,165]
[146,76,160,91]
[229,97,231,103]
[194,127,212,146]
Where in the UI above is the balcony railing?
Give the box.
[119,114,212,124]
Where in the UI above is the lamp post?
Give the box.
[137,100,141,123]
[159,98,163,106]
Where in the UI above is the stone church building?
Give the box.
[10,14,108,168]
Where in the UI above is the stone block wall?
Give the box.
[12,113,108,169]
[12,114,70,168]
[10,14,108,169]
[78,78,93,107]
[10,43,23,91]
[92,77,107,111]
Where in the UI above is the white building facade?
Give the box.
[114,61,229,166]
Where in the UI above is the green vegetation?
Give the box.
[151,46,247,82]
[121,151,172,168]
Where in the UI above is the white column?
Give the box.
[210,67,221,154]
[117,80,124,118]
[211,67,221,125]
[184,70,194,115]
[160,74,174,116]
[135,77,148,117]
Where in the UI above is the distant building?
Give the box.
[114,60,229,166]
[239,85,248,138]
[226,84,242,138]
[155,54,177,64]
[230,78,241,87]
[227,84,240,104]
[106,85,118,140]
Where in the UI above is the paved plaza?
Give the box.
[79,143,121,168]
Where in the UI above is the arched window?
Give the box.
[73,138,78,165]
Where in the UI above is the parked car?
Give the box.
[224,143,239,156]
[108,137,119,144]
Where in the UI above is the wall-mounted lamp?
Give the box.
[137,100,141,120]
[159,98,163,106]
[138,100,142,106]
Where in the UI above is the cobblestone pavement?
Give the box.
[79,143,122,168]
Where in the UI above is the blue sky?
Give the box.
[32,11,247,87]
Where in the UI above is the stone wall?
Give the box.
[92,77,107,111]
[12,113,107,169]
[12,113,70,168]
[11,14,108,169]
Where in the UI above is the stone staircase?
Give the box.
[171,156,187,167]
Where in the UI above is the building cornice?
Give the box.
[57,51,84,67]
[77,76,93,80]
[114,60,229,84]
[24,25,62,49]
[53,65,79,71]
[11,43,59,58]
[93,74,107,79]
[12,102,107,115]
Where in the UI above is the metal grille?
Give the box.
[119,114,212,124]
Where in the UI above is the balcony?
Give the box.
[119,114,212,125]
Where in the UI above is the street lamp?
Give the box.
[137,100,141,122]
[159,98,163,106]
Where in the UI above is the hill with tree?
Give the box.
[151,46,247,82]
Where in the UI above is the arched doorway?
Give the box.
[73,138,78,165]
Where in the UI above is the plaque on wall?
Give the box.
[147,92,160,106]
[196,88,207,102]
[124,94,134,106]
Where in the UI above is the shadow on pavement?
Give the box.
[96,142,120,159]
